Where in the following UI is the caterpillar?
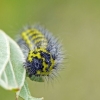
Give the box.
[17,25,64,82]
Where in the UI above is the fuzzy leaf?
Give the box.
[0,30,43,100]
[0,30,26,91]
[16,81,43,100]
[0,30,10,76]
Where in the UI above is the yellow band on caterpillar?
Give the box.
[21,29,47,49]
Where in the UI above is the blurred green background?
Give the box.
[0,0,100,100]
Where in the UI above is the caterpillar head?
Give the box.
[25,48,55,81]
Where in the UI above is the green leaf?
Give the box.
[0,30,44,100]
[0,30,26,91]
[16,81,43,100]
[0,30,10,76]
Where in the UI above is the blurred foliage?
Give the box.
[0,0,100,100]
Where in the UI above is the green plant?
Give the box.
[0,30,43,100]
